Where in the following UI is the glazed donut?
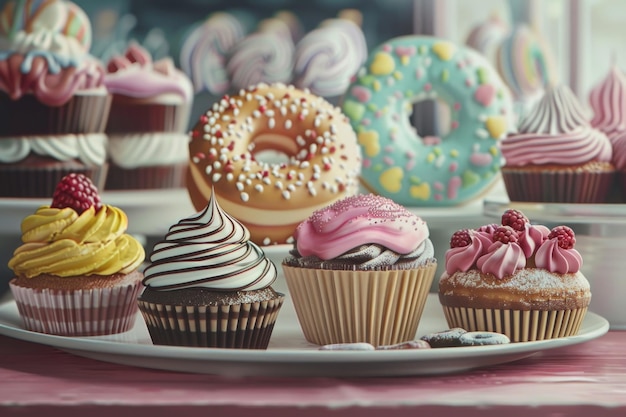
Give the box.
[342,36,514,206]
[187,82,362,246]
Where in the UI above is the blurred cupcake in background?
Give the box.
[104,43,193,190]
[500,84,614,203]
[0,0,110,197]
[293,10,367,104]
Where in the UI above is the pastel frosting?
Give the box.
[295,194,430,261]
[104,43,193,102]
[611,132,626,170]
[179,12,246,95]
[226,29,294,91]
[501,84,613,166]
[589,65,626,141]
[293,18,366,97]
[0,0,105,106]
[8,205,145,278]
[444,219,583,280]
[142,192,277,291]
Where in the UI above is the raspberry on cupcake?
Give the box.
[8,173,145,336]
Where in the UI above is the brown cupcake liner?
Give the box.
[441,305,588,342]
[104,162,187,190]
[106,98,191,133]
[282,263,436,347]
[501,168,614,203]
[137,294,285,349]
[9,279,143,336]
[0,92,112,135]
[0,162,108,198]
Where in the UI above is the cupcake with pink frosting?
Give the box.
[500,84,614,203]
[282,194,437,347]
[103,43,193,189]
[439,208,591,342]
[0,0,110,197]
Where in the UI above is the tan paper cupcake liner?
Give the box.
[137,295,285,349]
[282,264,436,347]
[441,305,588,342]
[9,281,142,336]
[501,169,613,203]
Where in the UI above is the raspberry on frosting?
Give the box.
[50,173,102,214]
[444,209,582,278]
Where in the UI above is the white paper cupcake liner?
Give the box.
[282,263,437,347]
[137,295,285,349]
[441,305,588,342]
[9,281,142,336]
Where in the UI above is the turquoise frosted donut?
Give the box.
[342,36,513,206]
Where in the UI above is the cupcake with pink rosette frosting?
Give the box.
[500,83,614,203]
[103,43,193,189]
[282,194,437,347]
[438,208,591,342]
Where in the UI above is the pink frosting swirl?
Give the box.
[534,239,583,273]
[445,230,492,274]
[476,241,526,279]
[104,43,193,101]
[502,84,612,166]
[517,223,550,258]
[295,194,429,260]
[589,65,626,141]
[612,131,626,170]
[0,53,105,106]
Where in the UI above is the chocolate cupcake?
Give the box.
[138,191,284,349]
[0,0,111,197]
[103,43,193,190]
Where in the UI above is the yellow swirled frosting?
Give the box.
[9,205,145,278]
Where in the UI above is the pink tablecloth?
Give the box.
[1,332,625,417]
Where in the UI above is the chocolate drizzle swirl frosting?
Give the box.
[142,192,277,291]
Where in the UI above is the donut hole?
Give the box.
[410,98,451,145]
[250,133,297,165]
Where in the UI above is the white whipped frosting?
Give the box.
[107,133,190,168]
[0,134,107,165]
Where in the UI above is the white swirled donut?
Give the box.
[187,83,362,246]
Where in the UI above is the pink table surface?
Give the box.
[1,331,625,417]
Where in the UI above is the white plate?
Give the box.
[0,293,609,378]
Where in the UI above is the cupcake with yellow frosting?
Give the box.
[138,191,284,349]
[8,173,145,336]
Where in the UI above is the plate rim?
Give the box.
[0,298,610,368]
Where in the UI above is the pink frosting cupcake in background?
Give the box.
[500,84,614,203]
[282,194,437,347]
[104,43,193,190]
[0,0,110,197]
[293,11,367,103]
[226,20,294,91]
[589,63,626,142]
